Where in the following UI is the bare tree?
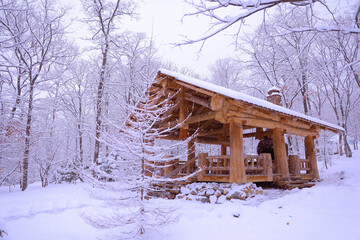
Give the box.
[0,0,72,190]
[313,30,360,157]
[181,0,360,47]
[113,31,160,107]
[83,83,193,238]
[82,0,137,165]
[208,57,245,91]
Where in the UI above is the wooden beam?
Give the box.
[211,94,225,111]
[305,135,320,179]
[273,128,290,179]
[179,89,188,139]
[198,128,225,137]
[243,130,273,139]
[195,137,229,145]
[185,111,216,125]
[172,79,215,97]
[226,111,318,137]
[187,140,196,175]
[229,119,246,183]
[185,93,210,108]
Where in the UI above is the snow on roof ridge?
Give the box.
[267,86,281,92]
[157,68,344,132]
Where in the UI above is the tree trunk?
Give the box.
[21,82,34,191]
[78,93,84,163]
[93,41,109,164]
[339,134,343,156]
[343,133,352,158]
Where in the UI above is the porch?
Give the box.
[156,153,315,184]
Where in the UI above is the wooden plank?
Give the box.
[229,119,247,183]
[198,175,230,183]
[305,135,320,179]
[273,128,290,179]
[246,175,269,182]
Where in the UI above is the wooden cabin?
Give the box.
[145,69,343,188]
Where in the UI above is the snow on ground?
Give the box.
[1,151,360,240]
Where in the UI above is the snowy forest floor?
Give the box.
[1,151,360,240]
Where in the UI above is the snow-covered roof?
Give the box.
[157,68,344,132]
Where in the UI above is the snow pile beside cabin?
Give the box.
[176,182,263,203]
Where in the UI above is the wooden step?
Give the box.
[286,182,315,190]
[275,179,316,190]
[276,179,309,185]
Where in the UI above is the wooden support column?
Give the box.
[260,153,273,181]
[220,124,228,155]
[198,153,208,181]
[229,119,246,183]
[221,144,227,155]
[273,128,290,179]
[288,155,300,177]
[179,89,188,139]
[187,140,195,175]
[305,135,320,179]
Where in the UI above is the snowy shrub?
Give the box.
[55,160,81,184]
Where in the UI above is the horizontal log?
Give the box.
[185,111,216,125]
[198,128,226,137]
[207,167,230,171]
[185,93,210,108]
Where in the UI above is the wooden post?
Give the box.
[179,89,188,139]
[273,128,290,179]
[187,140,195,175]
[198,153,208,181]
[261,153,273,181]
[229,119,246,183]
[305,135,320,179]
[288,155,300,177]
[164,156,177,177]
[221,144,227,155]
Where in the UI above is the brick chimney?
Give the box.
[266,86,282,106]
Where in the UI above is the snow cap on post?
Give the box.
[266,86,282,106]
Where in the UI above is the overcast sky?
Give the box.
[63,0,355,77]
[63,0,262,77]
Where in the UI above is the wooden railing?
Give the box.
[289,155,311,177]
[300,158,310,173]
[163,156,198,179]
[245,154,273,181]
[202,155,230,176]
[197,153,273,182]
[154,153,274,182]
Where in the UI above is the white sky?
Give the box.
[127,0,264,77]
[63,0,355,77]
[63,0,263,77]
